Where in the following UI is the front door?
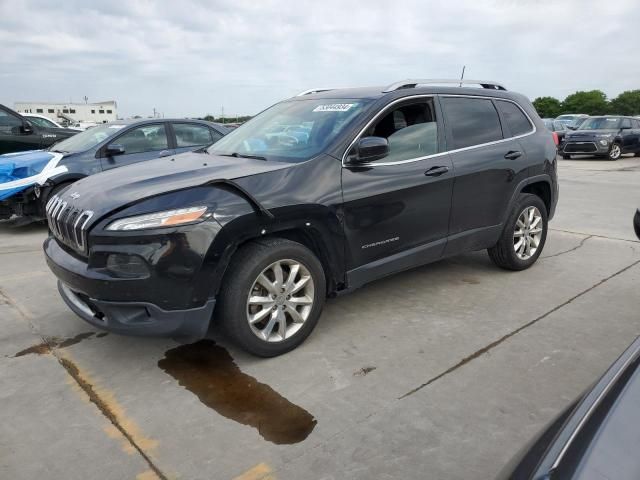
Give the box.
[0,107,41,154]
[341,97,454,286]
[100,123,174,170]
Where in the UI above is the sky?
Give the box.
[1,0,638,118]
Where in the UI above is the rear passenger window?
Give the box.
[441,97,503,149]
[173,123,214,147]
[496,100,533,136]
[363,99,438,162]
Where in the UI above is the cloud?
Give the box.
[1,0,638,117]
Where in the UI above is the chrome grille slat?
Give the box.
[46,194,93,254]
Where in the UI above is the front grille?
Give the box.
[564,142,597,153]
[45,195,94,253]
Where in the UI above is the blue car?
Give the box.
[0,118,228,220]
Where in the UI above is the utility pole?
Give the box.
[83,96,88,104]
[221,105,225,124]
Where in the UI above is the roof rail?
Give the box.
[296,88,335,96]
[382,79,507,93]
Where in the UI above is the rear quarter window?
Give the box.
[441,97,503,149]
[496,100,534,137]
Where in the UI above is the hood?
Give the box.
[0,150,66,200]
[566,129,618,137]
[53,151,293,219]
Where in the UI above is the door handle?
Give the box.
[504,150,522,160]
[159,150,173,158]
[424,166,449,177]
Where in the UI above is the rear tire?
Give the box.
[488,193,548,271]
[217,238,326,357]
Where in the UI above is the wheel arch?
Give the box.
[502,175,554,225]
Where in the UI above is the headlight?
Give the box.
[106,206,209,231]
[598,139,609,146]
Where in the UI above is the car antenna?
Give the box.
[459,65,466,87]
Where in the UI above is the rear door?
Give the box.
[100,123,174,170]
[0,106,42,154]
[441,95,532,254]
[341,96,454,283]
[170,122,223,155]
[621,118,640,152]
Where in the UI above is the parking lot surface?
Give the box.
[2,156,639,480]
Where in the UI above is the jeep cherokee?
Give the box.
[43,79,559,357]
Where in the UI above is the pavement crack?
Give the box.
[56,355,168,480]
[550,228,640,244]
[542,235,593,259]
[0,287,168,480]
[398,258,640,400]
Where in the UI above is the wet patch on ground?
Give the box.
[158,340,316,444]
[13,331,100,357]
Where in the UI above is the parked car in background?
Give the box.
[498,334,640,480]
[0,118,228,220]
[555,114,589,130]
[561,116,640,160]
[542,118,570,143]
[42,79,558,357]
[23,114,82,132]
[0,104,79,155]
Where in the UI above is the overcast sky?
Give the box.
[1,0,638,118]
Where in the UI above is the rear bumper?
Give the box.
[58,281,214,340]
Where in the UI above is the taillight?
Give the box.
[552,132,559,145]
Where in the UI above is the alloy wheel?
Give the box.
[609,144,622,160]
[246,259,315,342]
[513,206,543,260]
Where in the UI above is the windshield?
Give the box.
[207,99,372,162]
[578,117,621,130]
[49,124,125,153]
[27,116,58,128]
[557,115,577,121]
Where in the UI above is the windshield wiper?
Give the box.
[220,152,267,161]
[50,149,69,154]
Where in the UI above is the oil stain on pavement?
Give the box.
[158,340,317,444]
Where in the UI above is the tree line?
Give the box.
[202,114,253,124]
[533,90,640,118]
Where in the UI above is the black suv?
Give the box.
[0,104,78,154]
[43,79,558,356]
[561,116,640,160]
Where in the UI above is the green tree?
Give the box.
[561,90,608,115]
[532,96,562,118]
[609,90,640,116]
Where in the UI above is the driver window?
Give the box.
[364,100,438,162]
[0,109,24,134]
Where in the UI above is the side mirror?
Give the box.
[350,136,389,163]
[21,122,34,134]
[620,124,632,130]
[105,144,125,156]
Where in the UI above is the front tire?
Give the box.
[608,143,622,160]
[217,238,326,357]
[488,193,548,271]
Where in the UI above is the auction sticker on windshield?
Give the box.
[313,104,355,112]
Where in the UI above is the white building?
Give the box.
[14,100,118,125]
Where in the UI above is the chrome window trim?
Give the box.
[341,94,537,168]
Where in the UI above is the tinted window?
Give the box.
[363,100,438,162]
[442,97,503,149]
[620,118,632,129]
[210,128,223,143]
[633,119,640,129]
[0,109,23,133]
[496,100,533,136]
[114,124,168,154]
[173,123,213,147]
